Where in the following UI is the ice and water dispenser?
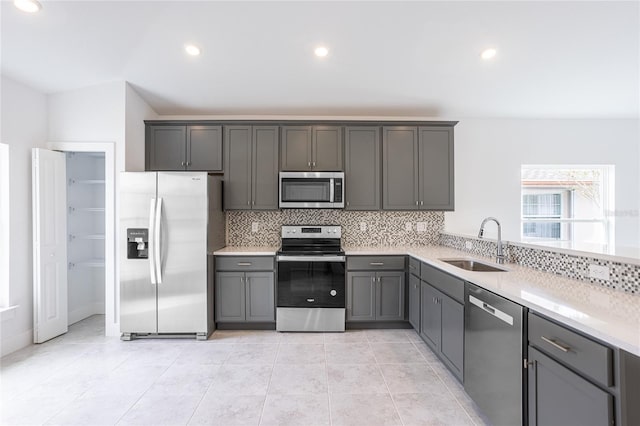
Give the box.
[127,228,149,259]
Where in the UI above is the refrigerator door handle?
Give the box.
[154,197,163,284]
[148,198,157,284]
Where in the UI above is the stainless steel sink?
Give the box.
[439,258,508,272]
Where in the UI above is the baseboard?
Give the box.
[1,328,33,357]
[68,302,104,325]
[346,320,412,329]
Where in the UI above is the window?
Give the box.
[0,143,9,308]
[521,165,614,247]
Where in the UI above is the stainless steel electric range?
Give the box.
[276,225,345,332]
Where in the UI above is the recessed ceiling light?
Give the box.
[14,0,42,13]
[314,46,329,58]
[481,48,497,60]
[185,44,201,56]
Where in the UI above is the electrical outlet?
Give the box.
[359,222,367,232]
[405,222,412,232]
[465,241,473,250]
[588,264,610,281]
[417,222,427,232]
[251,222,259,233]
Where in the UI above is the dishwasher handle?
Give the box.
[469,295,514,326]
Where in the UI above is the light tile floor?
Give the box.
[1,316,491,425]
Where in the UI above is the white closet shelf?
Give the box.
[68,259,105,269]
[68,179,105,185]
[68,206,105,213]
[68,234,105,241]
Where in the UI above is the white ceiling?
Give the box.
[2,1,638,118]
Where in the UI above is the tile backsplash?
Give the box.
[227,210,444,247]
[440,232,640,295]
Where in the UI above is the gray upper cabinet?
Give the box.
[344,126,380,210]
[146,124,223,171]
[224,126,279,210]
[382,125,454,210]
[281,125,343,171]
[418,127,454,210]
[382,127,419,210]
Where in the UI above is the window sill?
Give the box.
[0,305,18,322]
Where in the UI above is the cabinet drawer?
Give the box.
[528,313,613,388]
[420,263,464,303]
[409,257,421,276]
[347,256,405,270]
[215,256,274,271]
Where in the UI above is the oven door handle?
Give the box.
[277,255,346,262]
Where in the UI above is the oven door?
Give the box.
[277,256,346,308]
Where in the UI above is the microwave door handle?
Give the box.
[330,178,334,203]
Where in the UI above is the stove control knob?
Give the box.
[330,290,337,296]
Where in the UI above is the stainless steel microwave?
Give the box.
[279,172,344,208]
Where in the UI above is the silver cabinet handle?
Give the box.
[371,276,375,284]
[415,201,419,205]
[181,161,185,166]
[377,277,381,282]
[541,336,571,353]
[237,262,252,266]
[247,201,250,205]
[370,262,384,266]
[346,201,350,206]
[312,162,316,167]
[308,162,311,167]
[420,201,424,206]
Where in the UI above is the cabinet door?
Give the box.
[420,282,441,351]
[408,273,421,331]
[147,125,186,170]
[312,126,343,171]
[418,127,454,210]
[224,126,252,210]
[440,295,464,380]
[344,126,380,210]
[528,347,613,426]
[382,126,419,210]
[215,272,245,322]
[252,126,279,210]
[346,272,376,321]
[376,272,405,321]
[187,125,223,171]
[245,272,275,322]
[281,126,312,170]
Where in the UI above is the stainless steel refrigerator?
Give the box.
[119,172,225,340]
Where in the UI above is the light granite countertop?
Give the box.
[345,245,640,356]
[212,246,279,256]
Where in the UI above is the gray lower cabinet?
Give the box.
[346,271,404,321]
[146,124,223,171]
[420,280,464,381]
[528,346,613,426]
[382,125,454,210]
[215,256,275,323]
[408,273,421,330]
[344,126,380,210]
[224,126,279,210]
[281,125,343,171]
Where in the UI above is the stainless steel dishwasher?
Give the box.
[464,282,527,426]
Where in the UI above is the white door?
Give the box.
[32,148,68,343]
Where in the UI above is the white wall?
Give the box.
[0,76,48,356]
[445,118,640,249]
[125,84,157,171]
[48,81,126,337]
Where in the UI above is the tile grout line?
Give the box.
[323,333,333,426]
[368,331,406,426]
[256,336,280,426]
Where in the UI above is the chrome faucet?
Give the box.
[478,217,506,264]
